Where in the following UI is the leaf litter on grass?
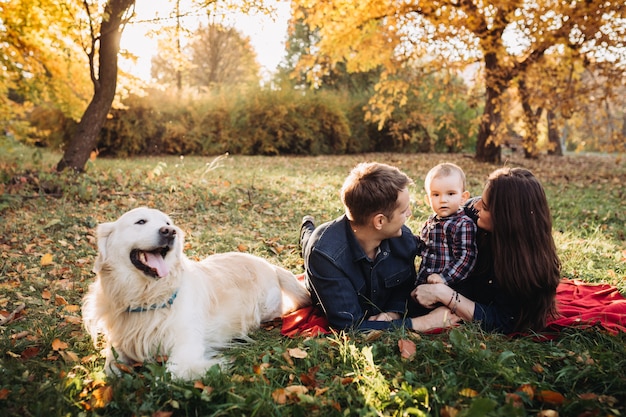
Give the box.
[0,151,625,416]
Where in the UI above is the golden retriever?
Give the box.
[82,207,310,380]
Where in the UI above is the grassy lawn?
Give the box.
[1,141,625,416]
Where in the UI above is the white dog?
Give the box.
[82,207,310,380]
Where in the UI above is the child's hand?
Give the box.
[427,274,445,284]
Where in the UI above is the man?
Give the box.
[300,162,419,331]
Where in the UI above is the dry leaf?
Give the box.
[398,338,416,359]
[536,410,559,417]
[41,289,52,300]
[52,338,68,351]
[40,253,54,266]
[364,329,383,342]
[54,295,68,306]
[516,383,535,400]
[440,405,459,417]
[90,385,113,409]
[285,385,308,395]
[505,393,524,408]
[253,363,270,374]
[287,347,308,359]
[459,388,479,398]
[272,388,288,404]
[532,363,545,373]
[59,350,80,363]
[237,244,248,252]
[21,346,40,359]
[537,390,565,405]
[0,388,10,400]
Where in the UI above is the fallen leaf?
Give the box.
[41,289,52,300]
[459,388,479,398]
[398,338,416,360]
[52,338,69,351]
[253,363,270,374]
[40,253,54,266]
[237,244,248,252]
[54,295,68,306]
[505,393,524,408]
[59,350,80,363]
[272,388,288,404]
[440,405,459,417]
[287,347,308,359]
[364,329,383,342]
[90,385,113,409]
[0,388,10,400]
[516,383,535,400]
[21,346,40,359]
[537,390,565,405]
[536,410,559,417]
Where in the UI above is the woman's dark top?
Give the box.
[452,198,521,333]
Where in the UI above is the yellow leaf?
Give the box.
[90,385,113,409]
[459,388,479,397]
[40,253,54,266]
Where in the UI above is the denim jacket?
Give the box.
[303,215,418,331]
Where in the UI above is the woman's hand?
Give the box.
[411,283,448,308]
[410,306,461,332]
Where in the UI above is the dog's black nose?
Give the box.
[160,226,177,238]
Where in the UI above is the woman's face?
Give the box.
[475,193,493,232]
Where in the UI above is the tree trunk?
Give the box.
[475,83,502,163]
[517,79,540,159]
[56,0,135,172]
[474,49,505,164]
[547,109,563,156]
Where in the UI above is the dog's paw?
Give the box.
[166,357,223,380]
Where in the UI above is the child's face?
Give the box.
[426,174,469,218]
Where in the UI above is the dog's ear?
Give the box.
[93,221,114,273]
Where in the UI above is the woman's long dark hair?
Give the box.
[484,167,561,331]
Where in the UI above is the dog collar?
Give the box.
[126,290,178,313]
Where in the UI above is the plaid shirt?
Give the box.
[416,209,478,285]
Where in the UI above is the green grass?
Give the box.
[1,139,625,416]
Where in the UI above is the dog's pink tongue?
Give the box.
[145,252,169,278]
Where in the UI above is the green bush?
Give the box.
[23,79,479,156]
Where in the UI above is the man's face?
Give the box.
[382,188,412,237]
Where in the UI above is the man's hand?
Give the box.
[368,312,401,321]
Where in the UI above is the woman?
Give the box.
[410,167,562,334]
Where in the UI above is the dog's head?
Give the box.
[94,207,183,280]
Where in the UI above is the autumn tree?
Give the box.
[9,0,271,172]
[0,0,91,139]
[188,23,259,88]
[293,0,626,162]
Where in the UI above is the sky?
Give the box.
[120,0,291,82]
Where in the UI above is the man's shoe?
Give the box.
[299,215,316,253]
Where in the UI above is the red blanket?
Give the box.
[281,278,626,337]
